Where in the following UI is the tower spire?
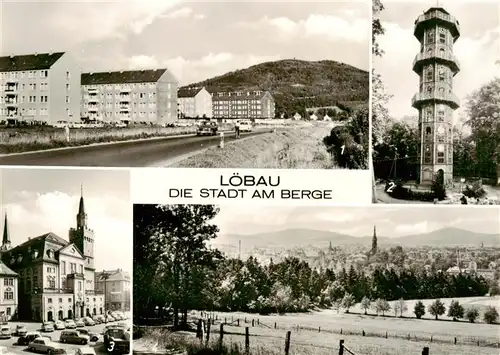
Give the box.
[1,213,11,252]
[77,184,87,229]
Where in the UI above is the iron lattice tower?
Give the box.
[412,7,460,186]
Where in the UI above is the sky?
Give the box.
[212,204,500,241]
[0,0,370,86]
[0,167,132,273]
[374,0,500,122]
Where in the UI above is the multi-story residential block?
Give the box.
[0,52,81,125]
[177,86,212,119]
[212,90,275,120]
[0,189,104,322]
[80,69,178,125]
[95,269,131,312]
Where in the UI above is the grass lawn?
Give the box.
[170,122,339,169]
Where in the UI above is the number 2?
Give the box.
[341,145,345,155]
[386,182,396,193]
[107,340,115,352]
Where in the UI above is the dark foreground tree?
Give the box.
[447,300,464,321]
[465,307,479,323]
[133,204,223,327]
[414,300,425,319]
[428,299,446,320]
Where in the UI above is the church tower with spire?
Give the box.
[0,213,11,252]
[69,185,95,270]
[371,225,378,255]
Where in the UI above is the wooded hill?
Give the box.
[180,59,369,116]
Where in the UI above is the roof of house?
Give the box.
[0,261,18,277]
[212,91,271,102]
[178,87,203,98]
[81,69,168,85]
[0,52,65,72]
[1,232,72,269]
[95,269,130,282]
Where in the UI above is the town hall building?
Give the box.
[0,189,104,322]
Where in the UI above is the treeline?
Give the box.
[133,204,490,326]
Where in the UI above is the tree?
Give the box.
[360,296,371,315]
[414,301,425,319]
[447,300,464,321]
[375,298,391,316]
[465,78,500,180]
[332,298,343,314]
[465,307,479,323]
[483,306,499,324]
[341,293,356,313]
[428,299,446,320]
[397,298,408,317]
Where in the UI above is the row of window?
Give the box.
[0,95,71,104]
[47,296,102,304]
[85,82,159,90]
[87,92,159,99]
[0,83,70,91]
[214,100,263,105]
[86,102,155,109]
[3,278,14,286]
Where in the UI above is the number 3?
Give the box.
[386,182,396,193]
[107,340,115,352]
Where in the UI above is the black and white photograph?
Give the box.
[133,204,500,355]
[0,0,369,170]
[0,168,132,354]
[372,0,500,204]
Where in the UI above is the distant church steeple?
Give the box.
[1,213,11,252]
[77,184,88,229]
[371,225,378,255]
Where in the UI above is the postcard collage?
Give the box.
[0,0,499,354]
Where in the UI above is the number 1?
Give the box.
[341,145,345,155]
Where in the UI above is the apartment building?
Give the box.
[95,269,131,311]
[177,86,212,118]
[0,52,81,125]
[81,69,178,125]
[212,90,275,120]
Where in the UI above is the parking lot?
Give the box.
[0,320,130,355]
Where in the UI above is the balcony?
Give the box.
[87,88,99,94]
[5,78,18,84]
[412,50,460,75]
[5,100,18,107]
[411,91,460,110]
[119,106,130,111]
[5,85,18,94]
[414,9,460,41]
[85,289,104,295]
[67,272,85,279]
[88,106,99,112]
[119,96,130,103]
[120,87,131,93]
[88,97,99,103]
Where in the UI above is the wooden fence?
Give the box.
[195,315,437,355]
[198,311,499,349]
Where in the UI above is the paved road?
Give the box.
[0,320,130,355]
[0,130,270,167]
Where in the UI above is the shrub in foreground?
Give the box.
[465,307,479,323]
[483,306,499,324]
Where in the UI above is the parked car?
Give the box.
[110,312,121,321]
[41,322,54,332]
[28,336,63,353]
[237,120,253,132]
[59,330,89,345]
[75,319,85,328]
[94,315,105,324]
[196,121,218,136]
[15,325,28,336]
[64,320,76,329]
[17,332,41,345]
[105,315,116,323]
[77,329,99,342]
[76,347,96,355]
[83,317,95,326]
[0,324,11,339]
[103,327,130,354]
[54,321,65,330]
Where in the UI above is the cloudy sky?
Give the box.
[213,205,500,239]
[0,168,131,273]
[0,0,370,86]
[374,0,500,121]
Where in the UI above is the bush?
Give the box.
[431,179,446,201]
[386,181,436,202]
[483,306,499,324]
[323,108,368,169]
[428,299,446,320]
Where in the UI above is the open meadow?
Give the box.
[169,121,339,169]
